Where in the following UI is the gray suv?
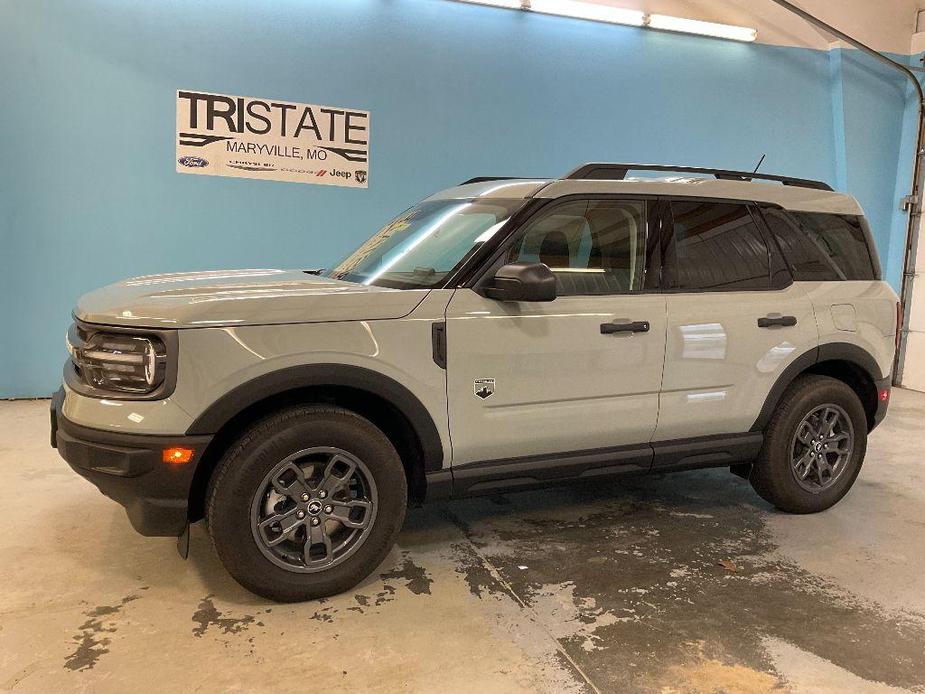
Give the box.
[51,163,898,601]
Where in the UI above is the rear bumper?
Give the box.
[51,389,212,536]
[872,375,891,431]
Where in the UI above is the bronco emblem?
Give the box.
[474,378,495,400]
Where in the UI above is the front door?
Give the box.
[444,197,667,468]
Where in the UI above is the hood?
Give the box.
[74,269,429,328]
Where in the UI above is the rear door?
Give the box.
[444,197,667,468]
[654,199,817,446]
[761,208,897,379]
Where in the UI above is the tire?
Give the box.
[750,374,867,514]
[206,405,407,602]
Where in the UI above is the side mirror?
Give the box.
[484,263,557,302]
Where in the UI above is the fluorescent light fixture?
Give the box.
[457,0,523,8]
[450,0,757,42]
[529,0,645,26]
[647,14,757,42]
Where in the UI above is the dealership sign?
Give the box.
[176,90,369,188]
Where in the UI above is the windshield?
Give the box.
[328,199,525,289]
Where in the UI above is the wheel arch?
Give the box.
[750,343,885,434]
[185,365,445,519]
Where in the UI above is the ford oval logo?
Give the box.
[178,156,209,168]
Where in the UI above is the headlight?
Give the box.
[67,323,169,395]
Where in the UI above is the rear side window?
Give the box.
[663,202,770,291]
[762,210,876,281]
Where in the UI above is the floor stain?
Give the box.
[372,584,396,606]
[444,471,925,693]
[330,554,434,616]
[64,593,141,672]
[191,595,255,638]
[310,606,335,622]
[652,641,785,694]
[379,551,433,596]
[449,539,517,602]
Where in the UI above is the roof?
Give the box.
[425,175,863,216]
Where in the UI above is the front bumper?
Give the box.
[51,389,212,536]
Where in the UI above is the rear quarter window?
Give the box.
[762,210,877,281]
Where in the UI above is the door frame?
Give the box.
[451,192,801,296]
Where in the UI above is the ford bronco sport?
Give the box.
[52,163,898,601]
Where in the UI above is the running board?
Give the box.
[425,432,763,499]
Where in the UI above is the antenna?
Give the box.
[753,154,766,174]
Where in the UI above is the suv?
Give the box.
[51,163,898,602]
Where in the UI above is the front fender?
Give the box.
[185,363,444,472]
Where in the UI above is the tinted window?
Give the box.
[663,202,770,290]
[762,210,876,281]
[507,199,648,296]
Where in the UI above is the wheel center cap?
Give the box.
[814,443,823,452]
[307,500,323,515]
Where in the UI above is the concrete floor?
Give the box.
[1,391,924,693]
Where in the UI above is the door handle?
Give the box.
[601,320,650,334]
[757,315,797,328]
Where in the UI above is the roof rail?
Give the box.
[563,163,833,192]
[459,176,525,185]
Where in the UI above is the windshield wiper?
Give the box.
[302,268,326,275]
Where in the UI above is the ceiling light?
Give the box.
[647,14,757,42]
[529,0,646,26]
[450,1,757,42]
[456,0,523,8]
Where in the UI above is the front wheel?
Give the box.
[206,405,407,602]
[750,375,868,514]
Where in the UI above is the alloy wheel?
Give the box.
[250,447,378,573]
[789,403,854,493]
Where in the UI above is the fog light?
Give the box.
[163,447,195,464]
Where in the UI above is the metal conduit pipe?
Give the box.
[767,0,925,385]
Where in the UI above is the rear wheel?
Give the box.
[750,375,867,513]
[206,405,407,602]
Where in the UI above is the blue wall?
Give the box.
[0,0,917,397]
[830,48,915,286]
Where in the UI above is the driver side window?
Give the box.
[507,199,648,296]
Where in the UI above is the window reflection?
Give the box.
[664,202,771,290]
[507,199,648,296]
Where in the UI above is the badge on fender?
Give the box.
[474,378,495,400]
